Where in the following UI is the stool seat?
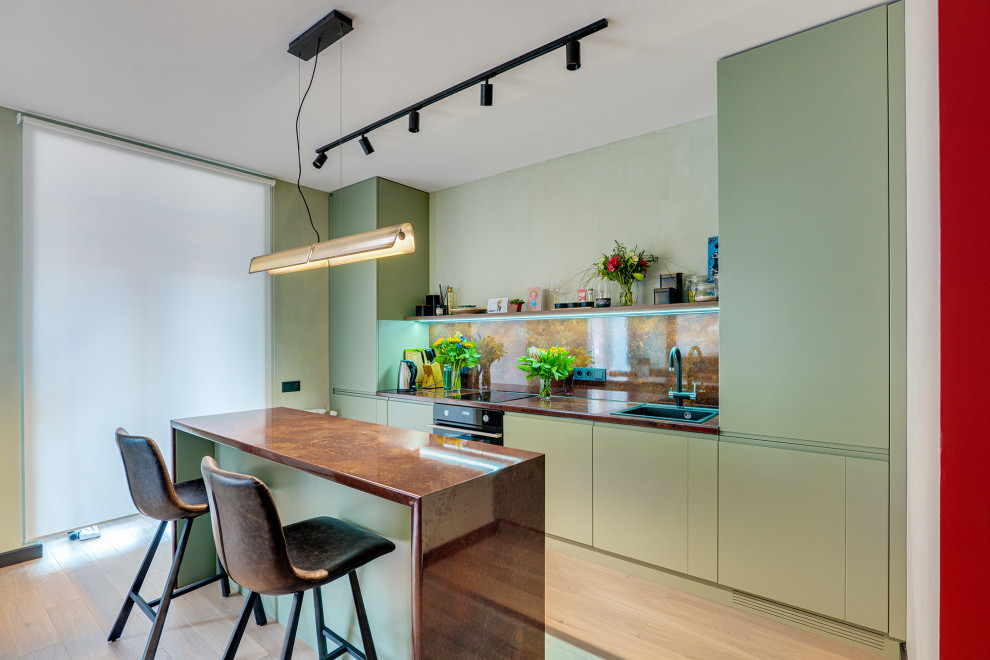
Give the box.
[283,517,395,591]
[171,479,209,514]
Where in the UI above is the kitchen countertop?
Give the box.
[376,389,719,435]
[171,407,542,505]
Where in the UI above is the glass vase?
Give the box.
[619,279,636,306]
[539,376,553,401]
[448,363,462,392]
[479,366,492,391]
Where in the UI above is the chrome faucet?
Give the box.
[668,346,697,407]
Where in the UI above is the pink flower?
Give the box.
[607,256,619,272]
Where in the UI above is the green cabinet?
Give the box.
[330,391,386,425]
[592,424,717,580]
[719,440,888,630]
[386,399,433,433]
[328,178,429,396]
[504,414,592,545]
[717,5,892,449]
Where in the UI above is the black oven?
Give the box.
[430,403,504,445]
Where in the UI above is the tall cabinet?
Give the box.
[329,177,429,421]
[717,3,904,636]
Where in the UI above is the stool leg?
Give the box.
[280,592,304,660]
[108,520,167,642]
[312,587,328,658]
[142,516,194,660]
[218,556,231,597]
[349,571,378,660]
[222,590,259,660]
[253,595,267,626]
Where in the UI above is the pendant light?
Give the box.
[249,10,416,275]
[249,223,414,274]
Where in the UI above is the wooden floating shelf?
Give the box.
[403,301,718,322]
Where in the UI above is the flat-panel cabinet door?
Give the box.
[504,414,592,545]
[592,424,690,574]
[387,399,433,433]
[717,5,890,448]
[331,392,384,425]
[719,440,846,620]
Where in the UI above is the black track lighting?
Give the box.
[313,18,608,155]
[312,151,328,169]
[566,40,581,71]
[359,134,374,155]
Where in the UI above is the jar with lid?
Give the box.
[685,275,709,302]
[694,281,717,302]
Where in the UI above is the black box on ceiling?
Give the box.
[288,10,353,61]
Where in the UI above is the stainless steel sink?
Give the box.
[612,404,718,423]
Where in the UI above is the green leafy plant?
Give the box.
[508,298,524,305]
[432,333,481,390]
[517,346,576,399]
[432,333,481,369]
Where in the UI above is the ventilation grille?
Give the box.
[732,591,886,651]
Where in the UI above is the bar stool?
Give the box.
[200,456,396,660]
[109,428,265,659]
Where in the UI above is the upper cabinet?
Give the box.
[329,178,429,395]
[717,5,897,449]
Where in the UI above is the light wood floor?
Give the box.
[0,516,884,659]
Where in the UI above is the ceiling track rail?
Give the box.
[313,17,608,156]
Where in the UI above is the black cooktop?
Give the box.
[454,391,534,403]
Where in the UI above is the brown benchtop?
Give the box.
[171,407,541,507]
[377,389,719,435]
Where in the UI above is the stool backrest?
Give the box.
[200,456,299,594]
[115,428,189,521]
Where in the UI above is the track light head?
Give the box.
[359,134,374,155]
[480,79,494,106]
[312,151,328,169]
[408,110,420,133]
[566,40,581,71]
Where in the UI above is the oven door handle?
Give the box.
[427,424,503,439]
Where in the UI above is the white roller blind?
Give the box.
[22,119,271,539]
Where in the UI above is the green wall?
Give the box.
[272,180,330,410]
[430,116,718,305]
[0,107,24,553]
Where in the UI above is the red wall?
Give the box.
[939,0,990,656]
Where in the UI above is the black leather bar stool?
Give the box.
[200,456,396,660]
[109,428,265,659]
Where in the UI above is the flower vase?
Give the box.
[449,364,462,392]
[479,366,492,391]
[539,377,553,401]
[619,280,635,306]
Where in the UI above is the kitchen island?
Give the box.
[171,407,545,659]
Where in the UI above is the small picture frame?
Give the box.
[487,297,508,313]
[526,287,543,311]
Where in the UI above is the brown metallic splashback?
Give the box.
[428,312,719,407]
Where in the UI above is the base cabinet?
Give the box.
[593,424,717,580]
[386,399,433,433]
[504,414,592,545]
[719,440,888,629]
[331,391,386,425]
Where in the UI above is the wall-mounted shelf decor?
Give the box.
[404,301,718,323]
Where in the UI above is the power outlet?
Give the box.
[573,368,606,383]
[281,380,301,393]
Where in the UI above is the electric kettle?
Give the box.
[398,360,418,392]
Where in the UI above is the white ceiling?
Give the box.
[0,0,878,193]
